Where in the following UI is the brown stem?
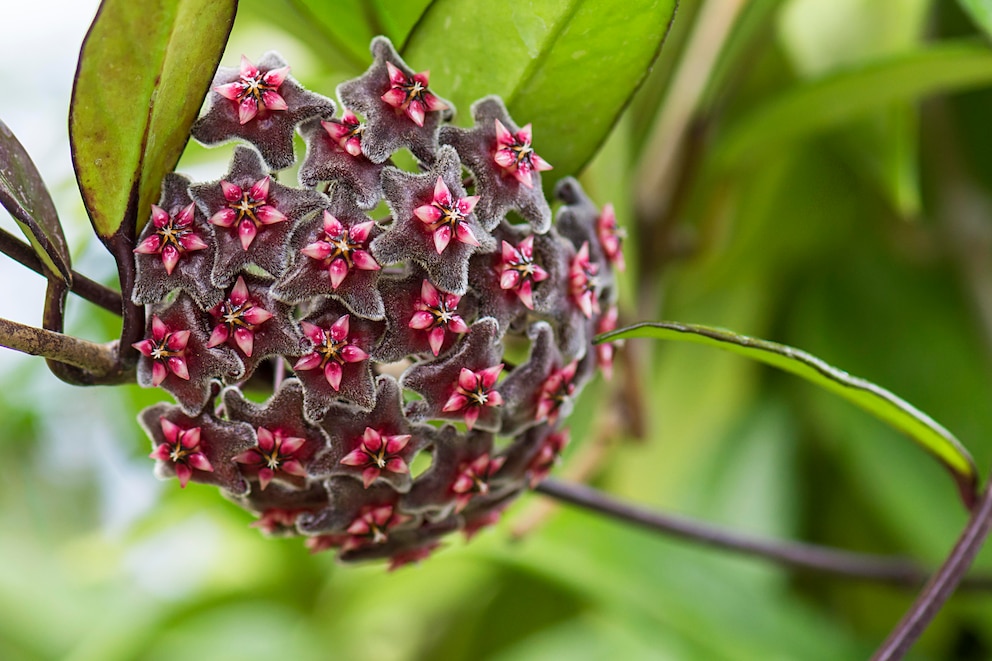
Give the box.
[871,473,992,659]
[536,479,992,590]
[0,227,122,314]
[0,316,117,376]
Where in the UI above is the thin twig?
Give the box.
[0,227,122,314]
[872,474,992,659]
[536,478,992,590]
[0,316,117,376]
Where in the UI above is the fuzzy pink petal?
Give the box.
[433,226,452,254]
[257,467,274,490]
[324,362,342,390]
[432,177,452,206]
[300,321,324,344]
[207,324,229,348]
[454,222,480,247]
[330,315,350,340]
[428,327,445,356]
[532,153,553,171]
[517,280,535,309]
[255,205,287,225]
[479,364,504,388]
[463,407,480,430]
[160,418,181,443]
[263,65,290,87]
[513,163,533,188]
[322,120,349,141]
[302,241,333,260]
[385,457,408,474]
[175,463,193,488]
[230,277,250,305]
[233,448,262,465]
[457,195,480,214]
[151,361,168,387]
[381,87,407,108]
[344,136,363,157]
[256,426,276,452]
[180,233,209,251]
[532,265,549,282]
[420,279,441,306]
[414,204,442,224]
[500,269,520,290]
[340,345,368,363]
[281,459,307,477]
[458,368,479,391]
[214,81,244,101]
[238,96,259,125]
[293,353,322,371]
[352,250,379,271]
[133,235,162,255]
[386,61,406,86]
[209,208,238,228]
[361,466,380,489]
[280,435,306,455]
[385,434,411,453]
[261,90,288,111]
[234,327,255,356]
[238,219,257,249]
[486,390,504,407]
[328,258,349,289]
[409,311,435,330]
[132,339,155,357]
[167,357,190,381]
[442,393,468,412]
[349,220,374,243]
[220,180,243,201]
[161,245,180,275]
[493,149,516,169]
[406,99,425,127]
[448,316,468,334]
[187,453,214,473]
[243,305,272,326]
[494,119,513,145]
[340,449,369,467]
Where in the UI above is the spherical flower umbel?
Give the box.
[134,36,625,568]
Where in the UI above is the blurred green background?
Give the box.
[4,0,992,658]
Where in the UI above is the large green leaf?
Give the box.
[0,119,71,283]
[403,0,678,181]
[598,321,980,507]
[717,41,992,169]
[959,0,992,40]
[70,0,237,241]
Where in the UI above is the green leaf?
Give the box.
[959,0,992,40]
[0,119,71,283]
[717,41,992,169]
[403,0,678,181]
[598,321,981,507]
[70,0,236,241]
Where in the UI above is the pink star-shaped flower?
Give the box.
[595,305,619,380]
[213,55,290,125]
[450,453,506,512]
[441,364,505,431]
[493,119,552,188]
[569,241,601,319]
[300,211,380,290]
[339,427,412,488]
[413,177,481,254]
[535,360,578,424]
[209,176,287,251]
[526,429,570,488]
[380,62,448,127]
[207,276,274,357]
[321,109,364,157]
[132,315,191,386]
[233,426,308,490]
[408,279,469,356]
[133,203,209,275]
[294,315,369,391]
[498,236,549,310]
[149,418,214,488]
[596,203,625,271]
[342,504,411,551]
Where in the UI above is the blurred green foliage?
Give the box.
[5,0,992,659]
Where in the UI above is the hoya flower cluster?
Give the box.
[131,37,623,568]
